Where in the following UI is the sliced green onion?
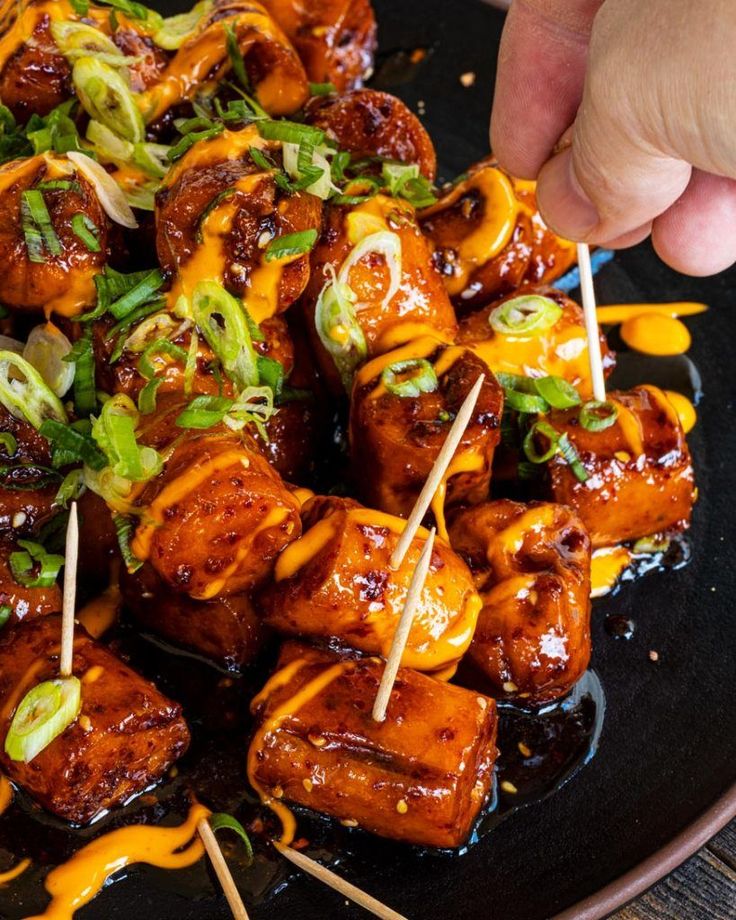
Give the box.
[558,432,588,482]
[192,282,258,391]
[21,189,61,260]
[523,419,560,464]
[39,419,107,470]
[175,395,234,429]
[71,213,101,251]
[224,23,250,90]
[183,328,199,396]
[67,150,138,229]
[137,339,187,379]
[92,394,162,481]
[338,231,402,314]
[0,605,11,629]
[381,161,437,208]
[153,1,210,50]
[489,295,563,336]
[72,57,144,143]
[113,513,144,572]
[108,269,164,320]
[96,0,161,24]
[208,813,254,866]
[256,355,284,398]
[533,375,581,409]
[309,82,337,97]
[167,124,224,163]
[503,388,549,415]
[70,0,89,14]
[381,358,438,398]
[579,400,619,432]
[222,386,276,440]
[0,433,17,456]
[10,540,65,588]
[5,677,81,763]
[315,267,367,391]
[67,326,97,417]
[0,351,67,429]
[265,229,318,263]
[196,188,237,244]
[51,21,127,64]
[282,142,338,200]
[23,324,75,397]
[632,534,671,555]
[137,376,162,415]
[55,469,85,508]
[258,120,325,148]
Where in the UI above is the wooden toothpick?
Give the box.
[576,243,607,402]
[198,818,250,920]
[373,528,436,723]
[274,843,408,920]
[59,502,78,678]
[389,374,485,571]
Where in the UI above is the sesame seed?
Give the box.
[502,681,518,693]
[79,716,93,733]
[649,650,660,662]
[11,512,26,529]
[272,785,284,799]
[501,781,518,795]
[308,733,327,748]
[257,231,272,249]
[518,742,532,758]
[340,818,358,828]
[396,799,408,814]
[460,71,476,87]
[302,778,313,793]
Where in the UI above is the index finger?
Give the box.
[490,0,604,179]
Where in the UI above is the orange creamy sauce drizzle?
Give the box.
[0,774,13,817]
[76,563,121,639]
[25,804,209,920]
[421,167,521,296]
[590,546,633,598]
[247,659,352,846]
[620,314,691,356]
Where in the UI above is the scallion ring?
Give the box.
[533,375,581,409]
[489,295,563,336]
[265,229,318,263]
[9,539,65,588]
[0,351,67,429]
[4,677,82,763]
[522,419,560,464]
[71,56,144,143]
[314,267,367,391]
[579,400,619,432]
[0,433,17,456]
[208,813,254,866]
[503,388,549,414]
[191,281,258,391]
[381,358,438,398]
[558,432,589,482]
[23,324,75,397]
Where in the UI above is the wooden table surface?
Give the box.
[611,820,736,919]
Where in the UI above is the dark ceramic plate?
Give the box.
[2,1,736,919]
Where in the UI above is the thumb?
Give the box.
[535,106,692,245]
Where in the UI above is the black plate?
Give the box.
[4,2,736,919]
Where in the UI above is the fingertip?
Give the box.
[536,148,600,240]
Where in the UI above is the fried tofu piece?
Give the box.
[260,496,481,671]
[350,339,503,520]
[546,386,695,546]
[419,160,577,310]
[0,615,189,824]
[122,564,269,671]
[449,500,591,704]
[248,642,498,848]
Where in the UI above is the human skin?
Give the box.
[490,0,736,276]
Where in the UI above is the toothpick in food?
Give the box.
[198,818,250,920]
[59,502,78,678]
[373,528,436,722]
[389,373,485,571]
[275,842,408,920]
[576,243,607,402]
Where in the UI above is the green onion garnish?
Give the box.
[208,813,254,866]
[175,395,234,429]
[108,268,165,320]
[66,326,97,417]
[381,358,438,398]
[167,124,224,162]
[39,419,107,470]
[192,281,259,391]
[4,676,81,763]
[523,419,561,465]
[257,356,284,399]
[579,400,619,432]
[10,539,65,588]
[137,339,188,380]
[92,394,162,482]
[113,513,144,573]
[0,351,67,430]
[258,120,325,148]
[558,432,589,482]
[71,213,101,252]
[309,82,337,96]
[196,188,237,243]
[70,0,89,14]
[489,295,563,336]
[0,605,10,629]
[503,388,549,414]
[381,161,437,208]
[137,377,162,415]
[224,23,250,90]
[265,229,318,263]
[55,469,85,508]
[21,189,61,262]
[533,376,581,410]
[314,269,367,391]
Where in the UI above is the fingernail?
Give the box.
[537,148,600,241]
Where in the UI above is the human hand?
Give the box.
[490,0,736,276]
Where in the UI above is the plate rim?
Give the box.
[552,781,736,919]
